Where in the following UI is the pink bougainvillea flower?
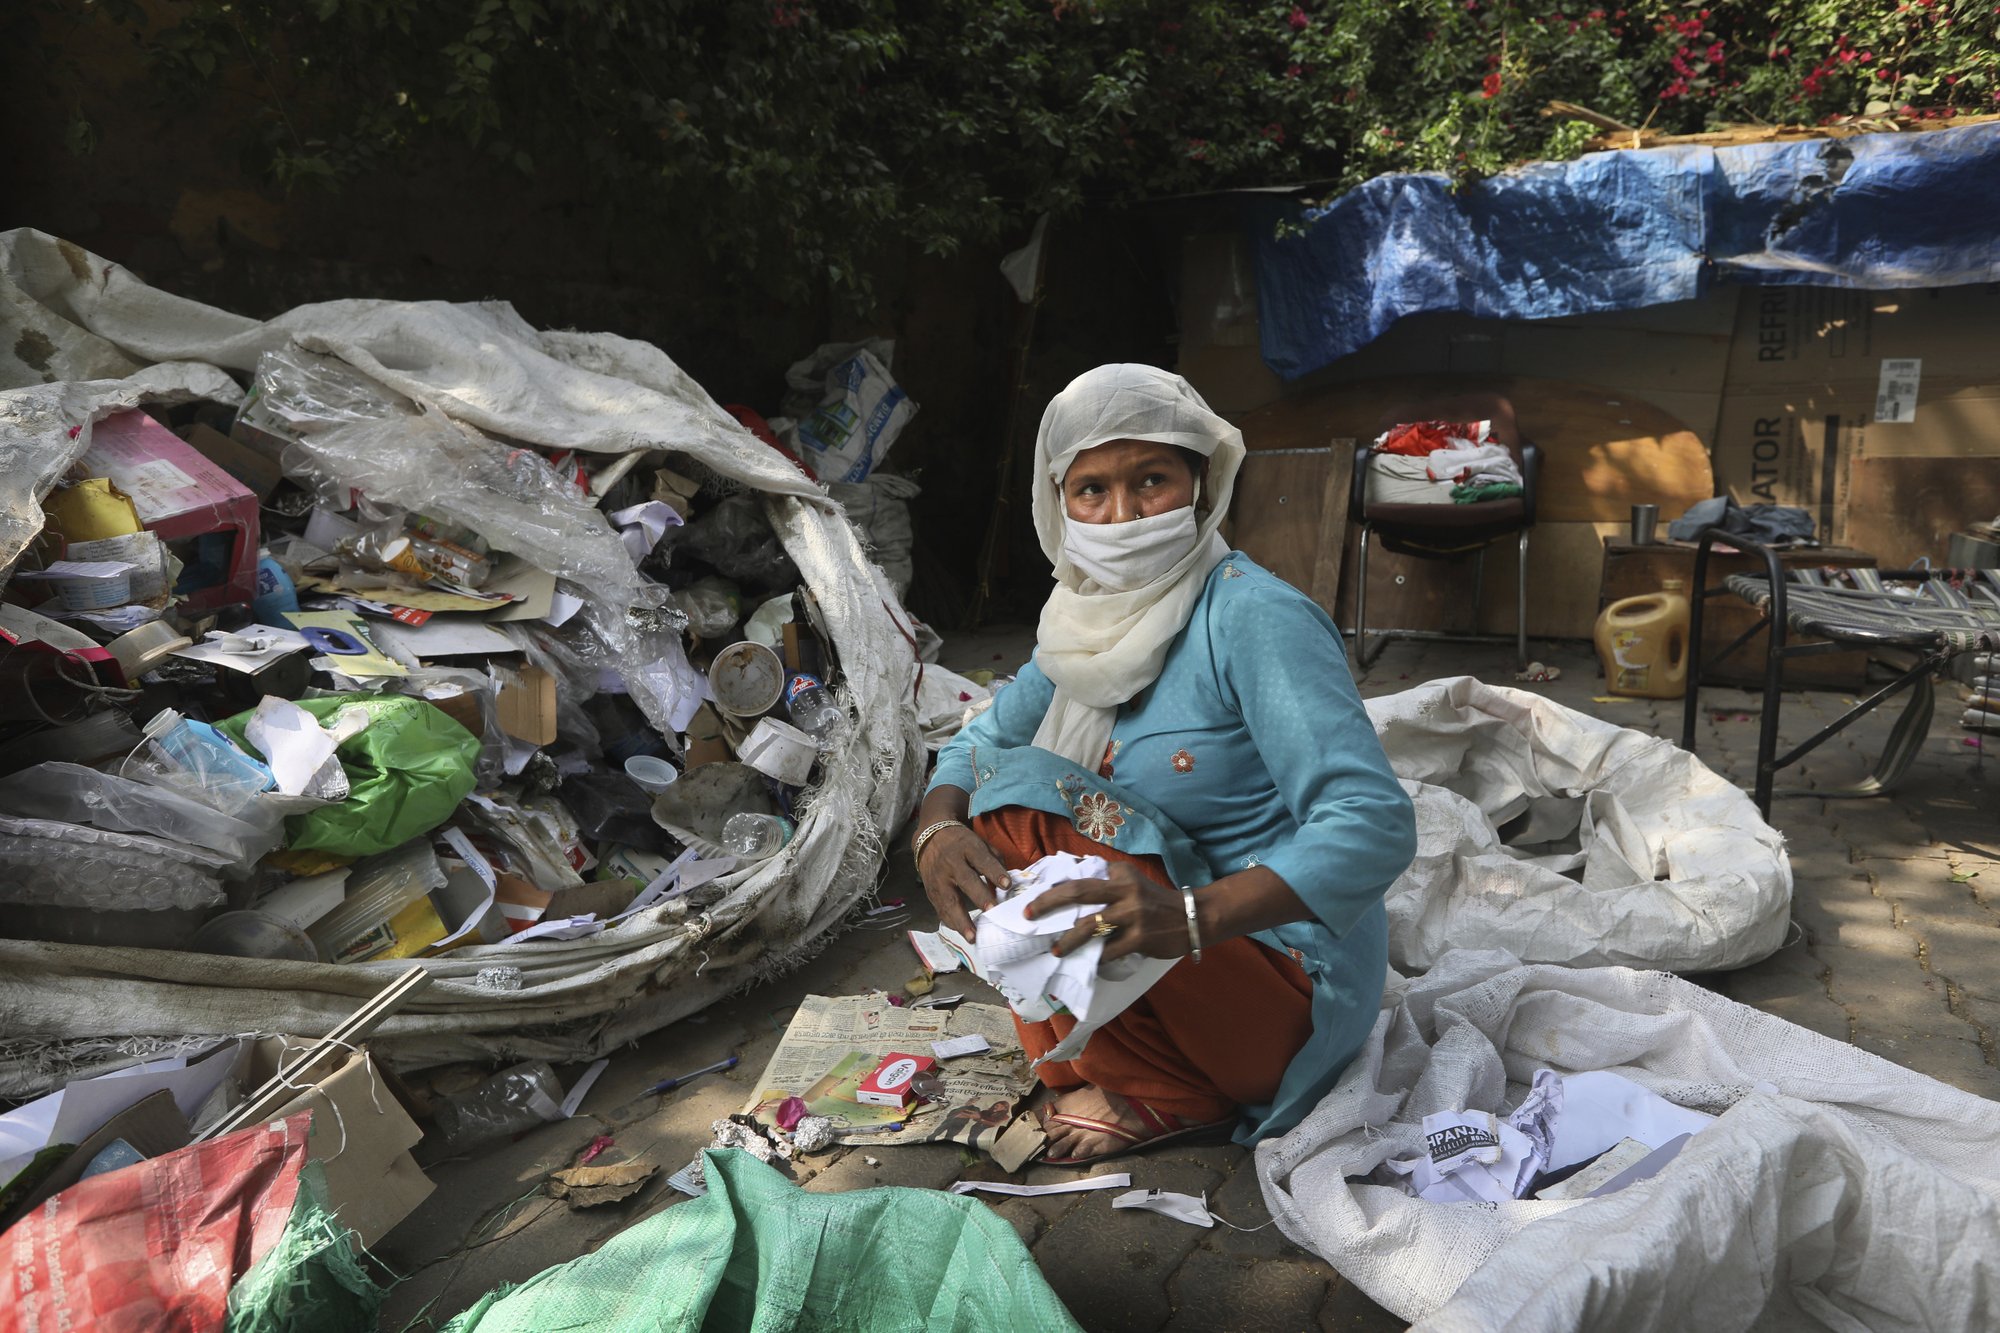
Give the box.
[1288,5,1310,31]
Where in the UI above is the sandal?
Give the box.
[1034,1092,1235,1167]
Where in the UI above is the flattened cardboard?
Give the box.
[251,1038,432,1248]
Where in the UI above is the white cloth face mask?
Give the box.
[1059,482,1201,593]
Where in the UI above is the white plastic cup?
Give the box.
[706,640,785,717]
[623,754,681,794]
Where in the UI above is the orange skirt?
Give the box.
[975,806,1314,1124]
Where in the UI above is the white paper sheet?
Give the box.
[172,623,311,673]
[948,1172,1131,1198]
[0,1040,250,1183]
[931,1034,992,1061]
[243,696,338,796]
[609,500,683,565]
[1547,1071,1715,1172]
[969,852,1178,1066]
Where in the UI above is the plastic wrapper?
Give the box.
[673,575,743,640]
[236,345,409,445]
[397,665,511,788]
[280,407,638,604]
[217,694,479,856]
[431,1061,566,1150]
[0,762,285,873]
[673,494,800,590]
[459,792,586,892]
[0,814,226,911]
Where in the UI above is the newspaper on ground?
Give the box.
[743,992,1033,1155]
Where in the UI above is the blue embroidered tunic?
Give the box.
[929,552,1415,1143]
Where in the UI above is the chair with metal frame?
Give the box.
[1349,392,1542,668]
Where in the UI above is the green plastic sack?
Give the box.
[442,1149,1083,1332]
[220,695,478,855]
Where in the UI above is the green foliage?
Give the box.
[31,0,1998,306]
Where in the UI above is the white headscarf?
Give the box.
[1029,365,1245,767]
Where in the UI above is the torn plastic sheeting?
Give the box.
[279,406,639,604]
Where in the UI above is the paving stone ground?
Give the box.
[376,631,1999,1331]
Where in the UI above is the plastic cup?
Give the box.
[624,754,681,794]
[706,640,785,717]
[190,910,317,963]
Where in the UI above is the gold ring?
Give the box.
[1091,915,1117,939]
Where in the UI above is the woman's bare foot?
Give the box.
[1034,1083,1235,1165]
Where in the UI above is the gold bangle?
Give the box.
[911,818,968,868]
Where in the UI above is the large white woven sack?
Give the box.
[1255,951,2000,1330]
[0,229,925,1095]
[1370,677,1791,972]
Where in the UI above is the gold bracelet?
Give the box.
[911,818,968,869]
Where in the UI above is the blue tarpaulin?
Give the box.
[1254,121,2000,379]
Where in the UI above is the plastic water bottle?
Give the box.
[784,673,842,743]
[723,812,795,860]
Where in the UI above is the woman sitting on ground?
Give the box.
[916,364,1416,1165]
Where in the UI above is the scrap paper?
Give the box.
[243,696,338,796]
[948,1173,1130,1198]
[971,852,1177,1067]
[609,500,683,565]
[743,993,1031,1155]
[171,623,312,674]
[931,1035,993,1061]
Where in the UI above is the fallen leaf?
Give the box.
[548,1158,657,1207]
[1952,870,1980,883]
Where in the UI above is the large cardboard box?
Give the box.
[1712,285,2000,565]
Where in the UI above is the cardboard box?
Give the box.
[855,1052,935,1108]
[250,1037,432,1248]
[1712,285,2000,562]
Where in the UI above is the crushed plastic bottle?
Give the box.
[722,812,795,860]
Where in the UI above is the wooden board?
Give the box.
[1225,448,1351,618]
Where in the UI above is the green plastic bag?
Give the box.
[443,1149,1083,1332]
[220,695,477,855]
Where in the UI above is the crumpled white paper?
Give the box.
[969,851,1178,1066]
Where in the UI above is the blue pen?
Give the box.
[646,1054,739,1096]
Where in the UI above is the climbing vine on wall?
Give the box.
[24,0,1997,305]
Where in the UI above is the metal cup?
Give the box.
[1630,503,1659,545]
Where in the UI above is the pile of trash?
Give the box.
[0,228,933,1098]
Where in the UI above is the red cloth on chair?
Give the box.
[974,806,1314,1124]
[1375,419,1490,456]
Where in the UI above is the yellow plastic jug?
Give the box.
[1594,578,1691,699]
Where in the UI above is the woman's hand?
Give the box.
[918,825,1011,941]
[1027,863,1191,963]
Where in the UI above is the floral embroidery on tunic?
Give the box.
[1098,739,1122,780]
[1241,854,1263,870]
[1222,563,1244,579]
[1071,790,1127,843]
[1170,748,1195,774]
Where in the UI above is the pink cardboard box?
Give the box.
[82,411,259,613]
